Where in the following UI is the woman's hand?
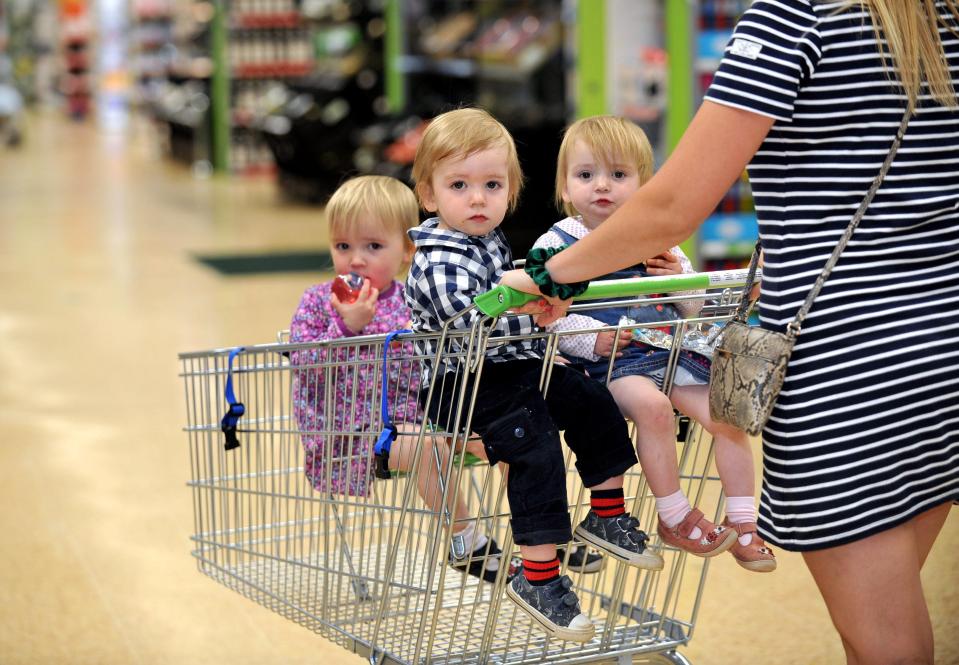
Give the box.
[511,297,570,326]
[644,250,682,276]
[498,269,571,326]
[594,330,631,358]
[331,279,378,333]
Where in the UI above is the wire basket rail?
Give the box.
[179,270,756,664]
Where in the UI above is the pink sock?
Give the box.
[725,496,756,545]
[655,490,701,540]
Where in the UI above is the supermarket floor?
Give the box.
[0,109,957,665]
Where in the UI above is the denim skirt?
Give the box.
[580,343,711,388]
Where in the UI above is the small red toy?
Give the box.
[331,272,364,304]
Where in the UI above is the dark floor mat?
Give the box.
[195,251,331,275]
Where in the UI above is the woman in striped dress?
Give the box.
[503,1,959,662]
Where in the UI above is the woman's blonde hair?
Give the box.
[851,0,959,112]
[412,107,524,212]
[555,115,654,217]
[325,175,419,250]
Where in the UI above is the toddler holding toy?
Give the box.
[290,175,505,584]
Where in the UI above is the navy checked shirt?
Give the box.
[405,218,543,377]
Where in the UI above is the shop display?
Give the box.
[258,0,389,199]
[694,0,755,271]
[226,0,314,173]
[131,0,174,107]
[152,0,214,170]
[59,0,91,120]
[0,3,24,145]
[392,0,569,254]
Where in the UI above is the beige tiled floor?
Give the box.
[0,110,956,664]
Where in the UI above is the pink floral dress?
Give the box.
[290,281,421,496]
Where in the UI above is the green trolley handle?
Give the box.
[473,269,759,318]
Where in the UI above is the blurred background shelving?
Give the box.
[1,0,759,261]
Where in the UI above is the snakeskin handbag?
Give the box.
[708,110,910,436]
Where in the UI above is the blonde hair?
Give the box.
[849,0,959,112]
[412,108,524,212]
[555,115,654,217]
[325,175,419,250]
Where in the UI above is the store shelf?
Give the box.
[694,0,754,269]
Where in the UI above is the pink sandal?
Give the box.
[722,519,777,572]
[656,509,737,557]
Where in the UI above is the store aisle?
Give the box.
[0,110,956,665]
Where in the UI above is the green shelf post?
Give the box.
[384,0,404,114]
[210,0,230,173]
[665,0,696,262]
[575,0,606,118]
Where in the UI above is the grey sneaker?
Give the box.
[448,538,520,584]
[556,544,605,574]
[506,573,595,642]
[574,511,664,570]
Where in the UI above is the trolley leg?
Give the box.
[329,501,371,601]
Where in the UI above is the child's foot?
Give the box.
[506,573,595,642]
[557,544,605,574]
[449,538,518,583]
[573,511,664,570]
[656,509,737,557]
[721,518,777,572]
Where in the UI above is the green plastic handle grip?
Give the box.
[473,269,758,318]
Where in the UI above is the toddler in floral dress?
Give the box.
[290,175,506,583]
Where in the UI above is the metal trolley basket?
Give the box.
[180,270,756,665]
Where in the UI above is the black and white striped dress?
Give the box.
[705,0,959,551]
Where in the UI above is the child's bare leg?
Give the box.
[607,375,680,496]
[520,544,557,561]
[671,384,775,570]
[670,384,754,498]
[388,433,470,523]
[604,377,735,555]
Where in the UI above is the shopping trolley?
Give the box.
[180,269,757,665]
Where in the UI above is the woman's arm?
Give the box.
[546,102,775,284]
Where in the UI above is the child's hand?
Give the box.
[594,330,631,358]
[331,279,379,333]
[645,250,682,276]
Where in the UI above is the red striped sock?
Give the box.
[591,488,626,518]
[522,557,560,586]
